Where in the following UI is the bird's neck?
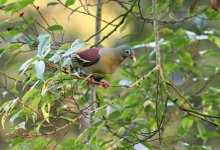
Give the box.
[101,48,122,64]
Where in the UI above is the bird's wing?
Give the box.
[71,48,101,67]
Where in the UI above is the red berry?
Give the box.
[19,12,24,17]
[87,78,96,84]
[101,81,109,88]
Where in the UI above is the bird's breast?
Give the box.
[85,52,121,74]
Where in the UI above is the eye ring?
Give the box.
[125,50,130,55]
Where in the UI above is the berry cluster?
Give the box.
[87,78,109,88]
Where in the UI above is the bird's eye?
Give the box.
[125,50,130,55]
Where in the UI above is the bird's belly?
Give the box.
[85,63,117,74]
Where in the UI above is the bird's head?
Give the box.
[115,45,136,62]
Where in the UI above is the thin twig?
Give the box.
[120,65,160,96]
[57,0,113,25]
[90,0,138,47]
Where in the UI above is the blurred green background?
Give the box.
[0,0,220,149]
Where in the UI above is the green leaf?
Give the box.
[209,35,220,48]
[0,101,10,112]
[207,51,220,57]
[164,63,178,74]
[122,108,132,118]
[14,121,26,130]
[185,64,202,76]
[22,88,39,103]
[47,25,63,31]
[209,87,220,93]
[30,138,47,149]
[0,0,7,4]
[95,109,106,118]
[1,98,19,129]
[35,120,44,133]
[61,57,72,67]
[103,101,122,112]
[117,127,126,136]
[2,98,19,113]
[9,137,24,148]
[77,127,91,141]
[169,12,177,21]
[4,2,17,12]
[41,102,50,123]
[49,53,62,63]
[173,0,183,8]
[178,125,186,135]
[63,39,85,57]
[0,44,20,57]
[17,0,35,10]
[41,77,60,96]
[197,122,207,142]
[65,0,75,7]
[21,34,35,47]
[108,111,121,120]
[177,50,193,66]
[37,32,52,59]
[205,132,220,138]
[89,121,105,144]
[5,52,19,66]
[182,117,194,129]
[59,43,71,50]
[58,139,86,149]
[0,20,9,26]
[167,29,189,48]
[47,2,59,7]
[33,60,45,81]
[19,56,40,73]
[70,6,81,14]
[10,110,22,126]
[132,118,145,123]
[60,116,78,124]
[1,114,6,129]
[29,96,41,121]
[120,17,132,32]
[19,58,33,72]
[3,33,24,44]
[124,94,138,108]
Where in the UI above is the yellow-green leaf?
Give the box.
[41,102,50,123]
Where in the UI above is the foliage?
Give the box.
[0,0,220,149]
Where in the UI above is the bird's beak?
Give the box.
[130,55,136,62]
